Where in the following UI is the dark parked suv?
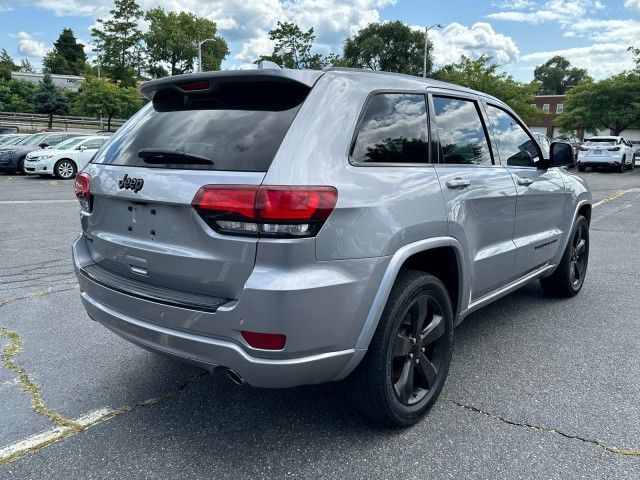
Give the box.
[0,131,83,173]
[73,68,591,426]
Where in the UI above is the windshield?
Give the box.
[585,139,616,146]
[0,136,25,146]
[55,136,88,150]
[16,133,47,146]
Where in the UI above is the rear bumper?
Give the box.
[73,235,388,388]
[577,155,622,167]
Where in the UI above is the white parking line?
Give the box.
[0,407,114,463]
[0,200,77,205]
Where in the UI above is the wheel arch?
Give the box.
[333,237,466,382]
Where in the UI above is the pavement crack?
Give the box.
[449,399,640,457]
[0,285,78,308]
[0,371,208,466]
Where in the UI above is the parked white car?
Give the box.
[576,136,635,173]
[24,136,108,179]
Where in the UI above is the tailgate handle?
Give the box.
[130,265,148,276]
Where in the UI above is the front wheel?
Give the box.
[346,270,454,427]
[541,215,589,297]
[54,159,77,180]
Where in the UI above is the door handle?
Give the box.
[446,178,471,189]
[516,177,534,186]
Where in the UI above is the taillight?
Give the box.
[192,185,338,238]
[241,331,286,350]
[74,172,92,212]
[577,146,588,151]
[607,146,621,151]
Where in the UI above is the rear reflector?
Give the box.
[241,331,286,350]
[192,185,338,238]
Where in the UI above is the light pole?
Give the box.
[197,38,216,72]
[423,24,442,78]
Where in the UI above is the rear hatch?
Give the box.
[80,70,321,301]
[579,139,618,158]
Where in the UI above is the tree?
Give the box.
[557,74,640,136]
[43,28,87,76]
[91,0,144,86]
[630,46,640,72]
[75,77,143,131]
[0,49,18,81]
[343,21,431,76]
[533,56,591,95]
[257,22,325,69]
[0,79,37,112]
[19,59,35,73]
[33,73,69,128]
[434,55,540,124]
[144,7,228,76]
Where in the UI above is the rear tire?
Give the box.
[541,215,589,298]
[54,159,77,180]
[577,165,585,172]
[346,270,454,427]
[619,157,625,173]
[16,157,25,174]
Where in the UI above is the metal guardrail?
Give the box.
[0,111,127,131]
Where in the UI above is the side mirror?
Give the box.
[38,143,49,148]
[78,145,87,151]
[548,141,574,168]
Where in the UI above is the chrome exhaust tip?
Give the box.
[226,369,245,385]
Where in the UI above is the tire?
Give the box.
[16,157,26,174]
[577,165,585,172]
[346,270,454,427]
[619,157,625,173]
[54,159,77,180]
[541,215,589,298]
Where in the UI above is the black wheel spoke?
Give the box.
[416,354,438,388]
[421,314,444,346]
[392,333,412,358]
[394,359,415,404]
[409,297,430,336]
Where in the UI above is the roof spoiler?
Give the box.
[140,69,324,100]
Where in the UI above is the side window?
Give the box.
[486,104,542,166]
[46,135,63,146]
[351,93,429,164]
[84,140,104,149]
[432,96,492,165]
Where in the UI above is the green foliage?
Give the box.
[343,21,430,76]
[257,22,325,69]
[630,46,640,72]
[0,49,18,81]
[533,55,591,95]
[43,28,87,76]
[557,74,640,136]
[91,0,144,86]
[18,59,35,73]
[144,7,228,76]
[33,73,69,127]
[0,79,37,112]
[75,77,143,131]
[434,55,540,124]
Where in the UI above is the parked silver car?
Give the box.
[73,68,591,426]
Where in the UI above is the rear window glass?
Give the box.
[92,80,309,172]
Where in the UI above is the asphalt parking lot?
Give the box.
[1,168,639,479]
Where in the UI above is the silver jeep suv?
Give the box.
[73,68,591,426]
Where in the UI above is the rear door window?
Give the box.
[350,93,429,164]
[432,96,492,165]
[92,81,309,172]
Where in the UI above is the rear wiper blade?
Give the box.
[138,148,214,165]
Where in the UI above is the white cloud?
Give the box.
[522,43,635,78]
[15,32,50,59]
[488,0,604,24]
[624,0,640,12]
[492,0,536,9]
[429,22,520,66]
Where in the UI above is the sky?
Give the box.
[0,0,638,81]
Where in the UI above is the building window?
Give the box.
[542,104,550,113]
[556,103,564,114]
